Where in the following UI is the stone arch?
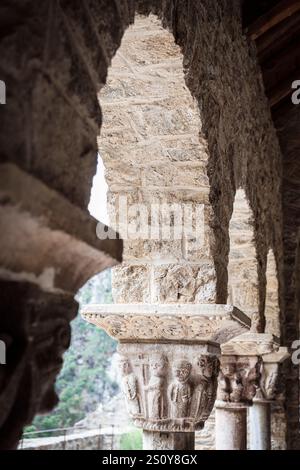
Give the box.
[265,249,280,337]
[227,189,260,326]
[98,14,221,304]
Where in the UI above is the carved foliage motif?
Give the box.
[117,348,220,432]
[217,356,261,405]
[84,312,241,342]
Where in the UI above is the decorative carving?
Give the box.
[168,360,192,419]
[217,356,261,405]
[218,338,289,407]
[221,332,278,356]
[119,356,141,417]
[144,355,168,419]
[193,355,219,423]
[254,348,289,402]
[82,304,250,343]
[117,343,220,433]
[86,306,251,433]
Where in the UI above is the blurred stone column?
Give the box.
[216,333,282,450]
[249,348,289,450]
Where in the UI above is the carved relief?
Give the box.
[119,356,141,417]
[83,308,249,343]
[117,345,220,433]
[193,356,220,422]
[255,362,281,401]
[168,361,192,419]
[144,355,168,419]
[217,356,261,405]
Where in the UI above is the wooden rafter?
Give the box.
[246,0,300,40]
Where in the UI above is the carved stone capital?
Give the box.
[83,303,251,432]
[217,354,261,405]
[217,333,289,407]
[118,342,220,432]
[255,347,290,402]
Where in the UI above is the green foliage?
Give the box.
[120,429,143,451]
[26,270,117,434]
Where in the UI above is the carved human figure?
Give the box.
[238,359,261,403]
[217,361,235,402]
[194,356,219,421]
[217,357,261,404]
[217,361,243,403]
[118,356,141,417]
[144,355,167,419]
[256,362,279,401]
[168,360,192,419]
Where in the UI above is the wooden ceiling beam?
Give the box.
[246,0,300,41]
[256,11,300,62]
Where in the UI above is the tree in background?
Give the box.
[26,270,118,433]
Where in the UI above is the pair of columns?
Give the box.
[216,335,288,450]
[82,304,288,451]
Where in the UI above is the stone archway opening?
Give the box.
[227,189,260,326]
[265,249,280,337]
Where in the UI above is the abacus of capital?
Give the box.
[82,304,250,450]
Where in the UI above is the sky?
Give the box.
[88,154,109,224]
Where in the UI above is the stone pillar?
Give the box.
[249,348,289,450]
[143,432,195,451]
[216,403,247,450]
[82,303,251,450]
[249,401,271,450]
[215,333,284,451]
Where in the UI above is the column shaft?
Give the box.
[143,432,195,451]
[249,401,271,450]
[216,405,247,450]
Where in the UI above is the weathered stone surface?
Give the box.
[0,278,78,450]
[152,264,217,304]
[0,164,122,293]
[20,428,121,451]
[82,303,250,447]
[112,264,151,303]
[82,303,250,343]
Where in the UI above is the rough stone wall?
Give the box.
[21,429,120,451]
[135,0,284,328]
[276,106,300,450]
[97,0,284,329]
[99,15,217,304]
